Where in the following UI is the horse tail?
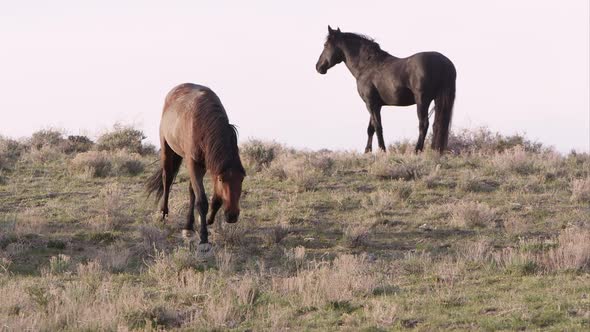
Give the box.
[145,159,181,203]
[432,72,456,153]
[146,166,165,203]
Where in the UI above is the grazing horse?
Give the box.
[147,83,245,246]
[316,26,456,153]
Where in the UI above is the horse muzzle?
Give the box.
[225,211,240,223]
[316,62,328,74]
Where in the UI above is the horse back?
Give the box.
[160,83,227,159]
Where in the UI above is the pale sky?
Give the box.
[1,1,588,153]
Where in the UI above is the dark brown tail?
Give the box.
[432,79,456,153]
[145,162,181,204]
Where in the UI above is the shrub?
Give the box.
[308,153,335,175]
[140,143,157,155]
[64,135,94,153]
[112,151,144,176]
[25,145,64,163]
[0,136,26,170]
[96,125,146,154]
[29,129,67,151]
[447,127,543,154]
[240,139,281,172]
[71,151,112,178]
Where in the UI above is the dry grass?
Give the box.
[213,221,247,247]
[570,177,590,203]
[96,244,132,273]
[263,220,290,246]
[364,297,398,328]
[278,154,323,192]
[271,254,376,308]
[450,201,497,228]
[491,145,535,174]
[456,237,493,263]
[1,127,590,331]
[87,183,129,231]
[215,247,234,274]
[543,228,590,271]
[343,223,371,248]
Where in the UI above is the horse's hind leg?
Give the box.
[364,119,375,153]
[186,160,209,244]
[415,98,432,152]
[161,140,182,220]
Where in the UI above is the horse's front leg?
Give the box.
[371,107,386,152]
[187,161,209,246]
[206,196,222,225]
[365,103,385,152]
[183,182,196,238]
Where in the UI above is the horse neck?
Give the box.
[202,118,242,174]
[341,43,392,80]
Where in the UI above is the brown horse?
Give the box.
[146,83,245,245]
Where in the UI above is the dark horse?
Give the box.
[147,83,245,246]
[316,26,456,153]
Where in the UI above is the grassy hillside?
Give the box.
[1,127,589,331]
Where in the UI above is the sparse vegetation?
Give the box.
[96,124,149,154]
[240,139,282,172]
[0,127,589,330]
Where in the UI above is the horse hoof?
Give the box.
[182,229,195,239]
[197,243,212,255]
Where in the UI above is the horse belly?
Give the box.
[160,113,187,158]
[380,87,415,106]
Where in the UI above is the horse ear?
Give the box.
[336,27,341,33]
[328,25,334,34]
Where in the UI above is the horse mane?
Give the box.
[194,92,245,176]
[340,32,390,60]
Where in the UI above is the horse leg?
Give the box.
[185,182,195,232]
[370,106,386,152]
[415,100,431,152]
[186,160,209,244]
[161,140,181,220]
[207,195,222,225]
[364,119,375,153]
